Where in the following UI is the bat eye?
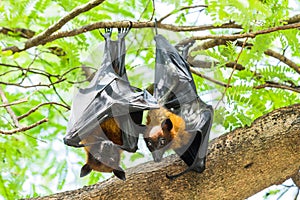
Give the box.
[147,141,152,147]
[159,138,166,146]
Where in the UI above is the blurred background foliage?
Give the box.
[0,0,299,199]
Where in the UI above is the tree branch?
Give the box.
[0,63,60,78]
[17,102,70,121]
[0,78,66,88]
[264,49,300,74]
[190,67,230,87]
[25,0,106,50]
[254,81,300,93]
[0,87,20,128]
[0,98,28,108]
[35,21,244,47]
[157,5,209,23]
[0,27,35,39]
[0,118,48,135]
[234,41,300,75]
[30,104,300,199]
[180,22,300,44]
[287,14,300,24]
[3,19,300,54]
[188,38,299,77]
[215,38,248,108]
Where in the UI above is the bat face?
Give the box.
[93,140,121,167]
[144,118,173,162]
[80,140,125,180]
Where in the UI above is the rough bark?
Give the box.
[31,104,300,200]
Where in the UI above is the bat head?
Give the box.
[80,140,125,180]
[144,118,173,162]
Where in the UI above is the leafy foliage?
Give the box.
[0,0,299,199]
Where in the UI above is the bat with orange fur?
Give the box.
[144,34,213,180]
[64,26,157,180]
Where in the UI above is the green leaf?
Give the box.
[130,152,144,162]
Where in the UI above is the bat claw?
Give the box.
[113,169,126,181]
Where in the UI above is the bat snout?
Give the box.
[63,134,83,147]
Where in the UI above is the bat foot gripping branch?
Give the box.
[166,157,206,180]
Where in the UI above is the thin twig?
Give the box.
[0,87,20,128]
[137,0,152,22]
[215,38,249,109]
[234,41,300,75]
[17,102,70,120]
[0,78,66,88]
[22,132,47,143]
[0,69,20,77]
[150,0,155,21]
[158,4,208,23]
[0,62,59,78]
[48,77,70,108]
[264,49,300,74]
[27,77,69,122]
[189,39,297,78]
[255,81,300,93]
[0,98,28,107]
[185,22,300,43]
[0,118,48,135]
[0,90,38,107]
[190,67,230,87]
[0,27,35,39]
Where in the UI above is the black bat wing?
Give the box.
[154,34,213,179]
[64,27,158,152]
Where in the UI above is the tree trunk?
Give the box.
[31,104,300,200]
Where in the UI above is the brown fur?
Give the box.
[81,118,123,174]
[146,107,191,150]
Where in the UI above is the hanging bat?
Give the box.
[144,34,213,180]
[64,26,157,180]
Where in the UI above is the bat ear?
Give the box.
[80,164,92,177]
[161,118,173,132]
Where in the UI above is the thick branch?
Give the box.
[34,21,243,47]
[3,21,300,54]
[31,104,300,199]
